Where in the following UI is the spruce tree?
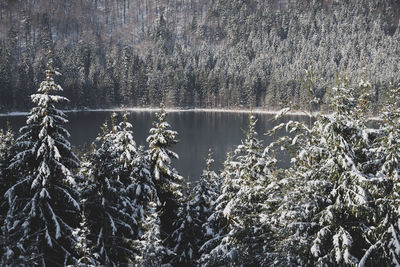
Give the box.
[359,83,400,266]
[135,201,170,267]
[0,126,14,263]
[0,125,14,215]
[192,149,220,245]
[2,60,80,266]
[170,183,202,267]
[308,78,376,266]
[199,151,237,266]
[80,118,137,266]
[200,115,276,266]
[146,103,183,252]
[171,150,219,266]
[112,112,156,239]
[73,202,100,267]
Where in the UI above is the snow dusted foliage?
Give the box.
[0,126,14,213]
[200,115,277,266]
[0,125,14,184]
[0,126,14,264]
[146,103,183,251]
[359,83,400,266]
[170,149,219,266]
[111,113,138,183]
[1,60,80,266]
[80,119,139,266]
[267,72,380,266]
[73,202,100,267]
[135,201,170,267]
[111,112,155,239]
[375,84,400,179]
[277,78,375,266]
[193,149,220,238]
[170,186,200,267]
[308,79,376,266]
[199,152,236,266]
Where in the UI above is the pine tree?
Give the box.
[192,149,220,245]
[170,184,200,267]
[2,60,80,266]
[268,73,378,266]
[359,83,400,266]
[0,126,14,264]
[73,201,100,267]
[112,112,156,239]
[146,103,183,253]
[135,201,170,267]
[200,115,276,266]
[81,118,138,266]
[0,125,15,210]
[171,150,219,266]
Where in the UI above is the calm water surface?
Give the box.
[0,111,304,182]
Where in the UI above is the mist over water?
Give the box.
[0,111,305,181]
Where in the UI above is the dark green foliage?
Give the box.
[2,61,80,266]
[80,119,138,266]
[146,104,184,262]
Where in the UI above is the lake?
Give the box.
[0,110,305,182]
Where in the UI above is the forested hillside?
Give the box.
[0,0,399,112]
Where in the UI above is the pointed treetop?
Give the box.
[206,148,214,172]
[123,112,129,123]
[111,112,118,131]
[38,58,63,95]
[246,113,257,140]
[155,102,167,123]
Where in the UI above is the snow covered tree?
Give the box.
[359,83,400,266]
[146,103,183,253]
[170,150,219,266]
[307,78,376,266]
[2,60,80,266]
[0,126,14,263]
[169,187,199,267]
[81,118,138,266]
[135,201,170,267]
[112,112,157,239]
[199,152,236,266]
[73,201,100,267]
[0,125,14,213]
[266,72,379,265]
[200,115,277,266]
[192,149,220,241]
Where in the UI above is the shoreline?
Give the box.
[0,107,380,120]
[0,107,313,117]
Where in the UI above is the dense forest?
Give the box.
[1,56,400,265]
[0,0,400,112]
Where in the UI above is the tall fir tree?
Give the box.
[170,183,201,267]
[200,115,277,266]
[0,126,15,263]
[111,112,156,239]
[192,149,220,245]
[171,149,219,266]
[1,59,80,266]
[360,83,400,266]
[80,117,138,266]
[146,103,183,256]
[199,151,237,266]
[135,201,170,267]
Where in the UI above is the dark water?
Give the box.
[0,111,304,182]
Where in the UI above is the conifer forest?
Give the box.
[1,0,400,266]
